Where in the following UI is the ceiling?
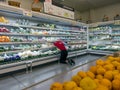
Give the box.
[52,0,120,12]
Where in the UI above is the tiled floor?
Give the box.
[25,61,96,90]
[0,54,104,90]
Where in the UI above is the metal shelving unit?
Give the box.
[0,32,77,37]
[88,20,120,51]
[0,23,85,33]
[0,4,87,74]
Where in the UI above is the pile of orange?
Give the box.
[50,54,120,90]
[0,36,10,42]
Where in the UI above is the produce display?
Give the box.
[0,16,9,23]
[0,41,86,65]
[0,48,59,64]
[0,18,87,65]
[50,53,120,90]
[0,36,10,42]
[0,26,83,35]
[0,44,41,52]
[0,5,88,75]
[89,24,120,51]
[112,25,120,45]
[0,27,10,32]
[0,26,86,42]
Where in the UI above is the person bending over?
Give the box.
[53,40,68,64]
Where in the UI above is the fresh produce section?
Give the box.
[89,22,120,51]
[1,2,120,90]
[2,1,120,90]
[0,47,58,64]
[112,25,120,45]
[50,52,120,90]
[0,13,87,66]
[0,16,8,23]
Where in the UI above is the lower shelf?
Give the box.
[0,49,114,75]
[0,49,87,74]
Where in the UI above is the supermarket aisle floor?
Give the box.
[0,54,103,90]
[25,59,96,90]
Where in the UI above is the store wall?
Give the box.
[92,3,120,22]
[74,10,89,23]
[74,11,81,20]
[79,3,120,23]
[80,11,90,23]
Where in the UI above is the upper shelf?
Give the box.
[0,42,46,45]
[0,23,85,33]
[89,20,120,27]
[89,33,110,36]
[89,21,114,27]
[0,32,76,37]
[0,46,54,55]
[0,4,86,27]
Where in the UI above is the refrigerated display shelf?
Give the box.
[0,40,85,45]
[68,42,87,45]
[0,46,54,55]
[54,38,85,41]
[89,34,110,36]
[112,29,120,31]
[0,49,88,74]
[0,54,58,68]
[0,43,86,53]
[94,48,120,51]
[0,32,76,37]
[90,39,111,42]
[0,42,47,45]
[88,20,120,51]
[89,46,120,51]
[88,50,114,55]
[111,44,120,45]
[0,48,87,65]
[89,46,110,51]
[0,23,85,33]
[112,40,120,41]
[0,40,86,44]
[0,3,87,76]
[112,34,120,36]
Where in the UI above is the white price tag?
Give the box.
[23,9,32,17]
